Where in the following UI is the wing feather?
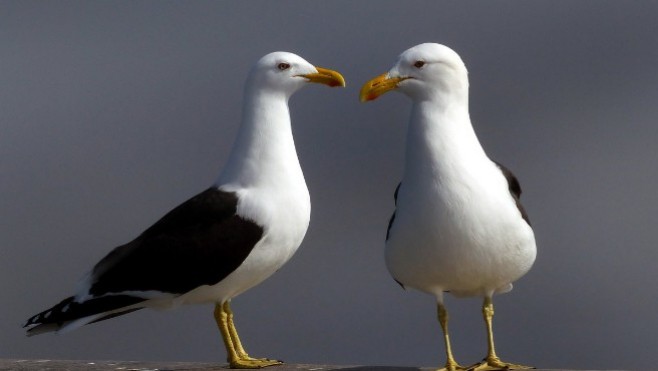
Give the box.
[88,187,264,296]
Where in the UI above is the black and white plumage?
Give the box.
[361,43,536,371]
[25,51,345,368]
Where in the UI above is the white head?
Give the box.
[360,43,468,103]
[246,51,345,99]
[216,52,344,188]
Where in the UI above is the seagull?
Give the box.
[360,43,536,371]
[24,51,345,369]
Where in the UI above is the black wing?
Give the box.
[25,188,264,335]
[386,182,401,241]
[386,182,406,289]
[88,187,264,296]
[493,161,531,226]
[24,295,145,335]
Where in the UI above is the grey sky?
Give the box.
[2,1,658,369]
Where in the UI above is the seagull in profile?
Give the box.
[24,51,345,369]
[360,43,536,371]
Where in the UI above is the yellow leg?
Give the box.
[437,303,468,371]
[224,301,252,360]
[468,297,533,371]
[214,302,283,369]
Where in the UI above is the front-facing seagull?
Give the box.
[360,43,536,371]
[24,52,345,369]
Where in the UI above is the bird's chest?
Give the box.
[238,185,311,262]
[388,176,520,259]
[398,171,510,237]
[385,171,535,295]
[395,188,493,250]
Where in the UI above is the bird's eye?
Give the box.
[414,61,426,68]
[277,63,291,71]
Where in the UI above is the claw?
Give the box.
[467,357,534,371]
[437,363,469,371]
[229,358,283,369]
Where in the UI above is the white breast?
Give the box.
[386,160,536,298]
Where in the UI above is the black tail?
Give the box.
[24,295,145,336]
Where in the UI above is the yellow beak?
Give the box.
[359,73,408,102]
[300,67,346,88]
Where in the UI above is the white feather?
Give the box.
[383,43,536,300]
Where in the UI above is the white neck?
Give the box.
[403,98,487,183]
[215,84,304,190]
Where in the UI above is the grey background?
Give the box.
[2,1,658,369]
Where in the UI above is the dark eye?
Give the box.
[414,61,425,68]
[277,62,291,71]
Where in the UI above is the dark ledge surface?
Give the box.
[0,359,618,371]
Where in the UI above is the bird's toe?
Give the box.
[229,358,283,369]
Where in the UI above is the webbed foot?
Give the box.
[437,361,470,371]
[467,357,533,371]
[229,357,283,369]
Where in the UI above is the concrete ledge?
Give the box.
[0,360,599,371]
[0,360,425,371]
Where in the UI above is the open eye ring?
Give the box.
[277,62,291,71]
[413,61,426,68]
